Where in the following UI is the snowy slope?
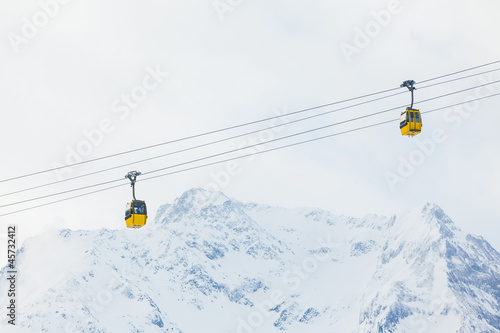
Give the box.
[0,188,499,332]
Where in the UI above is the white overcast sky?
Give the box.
[1,0,499,249]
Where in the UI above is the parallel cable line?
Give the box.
[0,90,405,198]
[3,73,500,198]
[2,91,499,218]
[0,184,127,217]
[417,60,500,85]
[133,80,500,176]
[0,87,402,183]
[0,178,123,208]
[141,92,500,182]
[2,80,499,208]
[1,89,499,212]
[418,67,500,90]
[2,59,499,184]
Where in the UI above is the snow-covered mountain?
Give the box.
[1,188,499,332]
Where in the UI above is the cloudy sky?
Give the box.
[1,0,499,249]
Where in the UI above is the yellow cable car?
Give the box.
[124,171,147,229]
[400,80,422,137]
[125,200,147,228]
[400,108,422,136]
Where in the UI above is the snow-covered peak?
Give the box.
[177,187,230,208]
[154,188,241,226]
[385,203,458,246]
[1,189,499,333]
[421,202,455,225]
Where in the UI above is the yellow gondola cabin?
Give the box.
[400,108,422,136]
[125,200,147,228]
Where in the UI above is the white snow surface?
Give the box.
[1,188,499,332]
